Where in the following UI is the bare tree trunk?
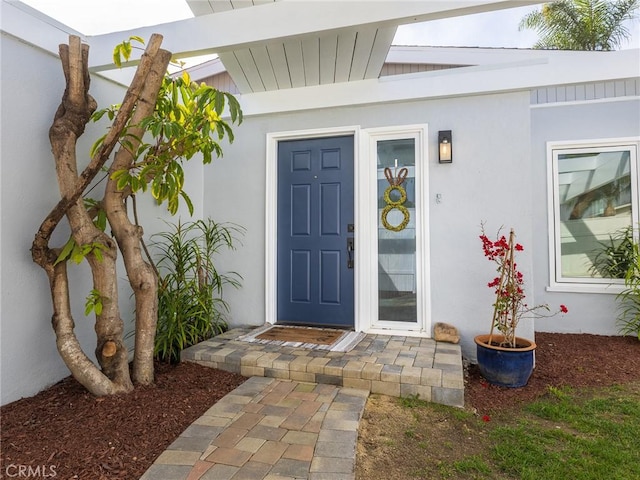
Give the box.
[46,256,122,396]
[43,36,133,394]
[32,34,170,395]
[104,40,172,385]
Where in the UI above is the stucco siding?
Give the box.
[530,97,640,335]
[202,91,533,361]
[1,36,104,404]
[0,33,186,405]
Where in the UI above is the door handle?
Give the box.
[347,237,354,269]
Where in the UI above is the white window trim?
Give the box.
[547,137,640,294]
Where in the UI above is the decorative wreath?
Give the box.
[383,185,407,206]
[381,166,410,232]
[381,204,410,232]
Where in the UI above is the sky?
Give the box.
[21,0,640,52]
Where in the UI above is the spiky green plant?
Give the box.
[590,226,636,279]
[617,241,640,339]
[152,219,244,362]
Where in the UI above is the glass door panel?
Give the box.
[377,138,417,323]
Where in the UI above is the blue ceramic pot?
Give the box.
[474,334,536,388]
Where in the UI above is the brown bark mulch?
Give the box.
[1,333,639,479]
[1,362,245,480]
[466,332,640,414]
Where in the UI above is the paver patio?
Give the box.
[141,327,464,479]
[182,327,464,407]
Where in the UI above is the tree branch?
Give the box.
[32,34,165,266]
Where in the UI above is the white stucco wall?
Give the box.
[0,34,113,404]
[0,26,200,405]
[202,91,534,361]
[531,97,640,335]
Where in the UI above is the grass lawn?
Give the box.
[357,382,640,479]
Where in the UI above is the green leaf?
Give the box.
[90,133,108,158]
[180,191,194,216]
[129,35,145,45]
[71,244,85,264]
[91,109,108,122]
[214,90,225,115]
[151,176,163,200]
[116,172,131,191]
[122,41,132,60]
[54,237,76,266]
[84,289,104,316]
[112,36,144,68]
[113,44,123,67]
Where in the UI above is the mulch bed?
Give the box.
[1,333,639,479]
[0,362,245,480]
[466,332,640,414]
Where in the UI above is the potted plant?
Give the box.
[474,226,567,387]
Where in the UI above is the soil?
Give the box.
[356,332,640,480]
[1,333,639,480]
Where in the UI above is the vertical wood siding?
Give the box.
[201,63,467,93]
[380,63,466,76]
[530,78,640,105]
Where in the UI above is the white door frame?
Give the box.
[362,125,431,336]
[265,124,431,336]
[265,126,363,331]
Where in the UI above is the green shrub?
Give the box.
[617,240,640,339]
[590,226,640,339]
[152,219,244,362]
[590,226,635,279]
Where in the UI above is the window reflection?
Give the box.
[557,149,632,279]
[377,139,417,322]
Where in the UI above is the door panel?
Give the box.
[277,136,354,327]
[291,185,311,235]
[320,183,341,235]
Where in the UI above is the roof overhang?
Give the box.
[3,0,549,91]
[232,47,640,116]
[83,0,542,91]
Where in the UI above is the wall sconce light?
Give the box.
[438,130,452,164]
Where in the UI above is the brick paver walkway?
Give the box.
[183,328,464,407]
[141,377,368,480]
[141,328,464,479]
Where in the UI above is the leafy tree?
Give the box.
[31,34,242,395]
[519,0,639,50]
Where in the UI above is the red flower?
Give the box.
[515,243,524,251]
[560,305,568,313]
[482,415,491,422]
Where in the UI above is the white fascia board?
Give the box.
[86,0,541,72]
[237,49,640,116]
[1,1,84,57]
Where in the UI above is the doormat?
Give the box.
[257,326,343,344]
[237,324,366,352]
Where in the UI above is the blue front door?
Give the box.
[277,136,355,327]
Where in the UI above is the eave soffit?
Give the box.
[86,1,542,92]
